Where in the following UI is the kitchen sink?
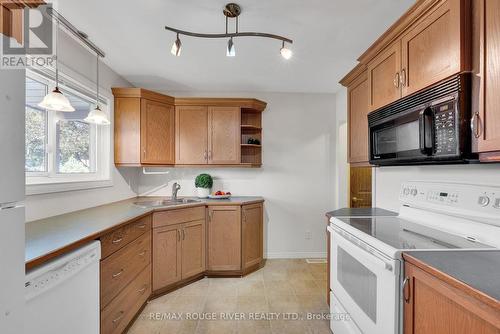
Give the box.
[133,198,201,208]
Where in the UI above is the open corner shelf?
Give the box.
[240,109,263,166]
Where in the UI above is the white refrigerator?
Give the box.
[0,68,26,333]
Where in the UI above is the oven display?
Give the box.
[440,192,448,197]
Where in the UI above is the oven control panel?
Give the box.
[400,181,500,227]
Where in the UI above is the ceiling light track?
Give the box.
[166,3,293,59]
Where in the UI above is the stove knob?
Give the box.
[494,198,500,209]
[403,188,410,196]
[411,189,418,196]
[478,196,490,207]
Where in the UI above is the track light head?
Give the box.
[171,33,182,56]
[226,37,236,57]
[280,42,293,60]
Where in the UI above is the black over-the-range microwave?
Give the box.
[368,74,477,166]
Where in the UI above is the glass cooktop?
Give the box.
[335,216,492,250]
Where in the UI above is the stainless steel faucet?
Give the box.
[172,182,181,201]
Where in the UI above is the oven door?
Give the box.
[328,226,399,334]
[370,105,435,164]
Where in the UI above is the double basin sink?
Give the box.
[133,198,201,208]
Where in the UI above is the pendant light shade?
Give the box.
[226,37,235,57]
[38,87,75,112]
[39,21,75,112]
[85,53,110,125]
[85,105,110,125]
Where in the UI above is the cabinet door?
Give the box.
[207,206,241,271]
[368,41,401,111]
[208,107,241,164]
[472,0,500,157]
[401,0,463,97]
[404,262,499,334]
[140,99,175,164]
[242,203,263,270]
[152,225,181,291]
[175,106,208,164]
[348,73,370,164]
[181,219,206,279]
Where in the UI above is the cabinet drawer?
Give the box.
[101,215,151,258]
[100,231,151,309]
[153,206,205,228]
[101,264,151,334]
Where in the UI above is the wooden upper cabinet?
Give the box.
[141,99,175,164]
[403,260,500,334]
[208,107,241,164]
[348,71,370,164]
[472,0,500,160]
[207,206,242,271]
[175,106,208,164]
[242,203,263,270]
[112,88,175,166]
[181,219,206,278]
[401,0,465,97]
[368,42,402,111]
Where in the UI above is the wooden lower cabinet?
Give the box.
[404,261,500,334]
[152,208,206,292]
[207,206,242,271]
[152,224,182,290]
[242,203,263,270]
[101,264,151,334]
[208,203,264,274]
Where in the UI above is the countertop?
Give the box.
[404,251,500,309]
[326,207,398,219]
[26,196,264,270]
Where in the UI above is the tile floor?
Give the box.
[128,259,331,334]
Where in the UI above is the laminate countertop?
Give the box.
[26,196,264,270]
[326,207,398,219]
[404,251,500,309]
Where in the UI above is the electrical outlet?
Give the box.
[305,230,312,240]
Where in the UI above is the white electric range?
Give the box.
[328,181,500,334]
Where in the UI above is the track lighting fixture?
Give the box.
[165,3,293,59]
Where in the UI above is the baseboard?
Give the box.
[265,252,327,259]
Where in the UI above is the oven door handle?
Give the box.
[419,107,434,156]
[328,225,394,272]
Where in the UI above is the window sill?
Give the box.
[26,178,113,196]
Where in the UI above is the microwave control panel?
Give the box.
[433,101,457,155]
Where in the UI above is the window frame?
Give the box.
[25,68,113,195]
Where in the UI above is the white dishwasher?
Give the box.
[25,241,101,334]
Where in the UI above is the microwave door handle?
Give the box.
[419,107,434,155]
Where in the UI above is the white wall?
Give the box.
[25,30,138,221]
[334,88,349,209]
[137,92,338,259]
[375,164,500,211]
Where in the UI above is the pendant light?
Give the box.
[85,53,110,125]
[38,21,75,112]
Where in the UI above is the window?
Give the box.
[25,70,111,194]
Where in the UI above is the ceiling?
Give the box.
[57,0,415,94]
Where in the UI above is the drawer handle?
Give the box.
[112,237,123,244]
[136,224,147,229]
[112,311,125,324]
[138,285,147,294]
[112,269,124,278]
[138,250,147,257]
